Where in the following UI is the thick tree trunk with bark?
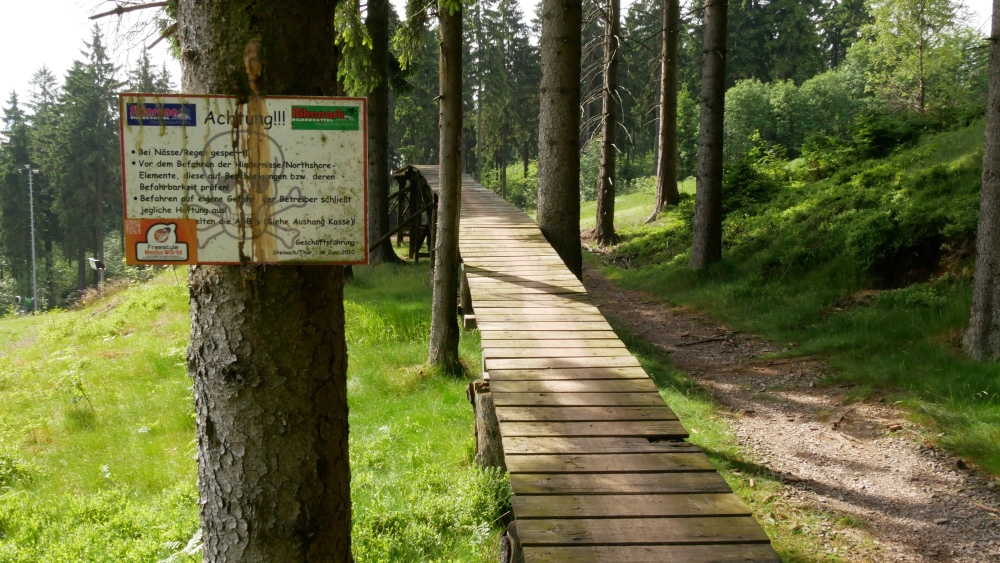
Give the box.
[594,0,621,246]
[367,0,401,264]
[537,0,583,279]
[964,0,1000,360]
[650,0,680,221]
[177,1,352,560]
[689,0,728,270]
[428,5,463,372]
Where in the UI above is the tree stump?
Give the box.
[499,521,525,563]
[467,378,505,470]
[460,264,476,329]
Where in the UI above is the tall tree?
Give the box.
[537,0,584,279]
[28,67,61,304]
[964,0,1000,361]
[367,0,402,264]
[594,0,621,245]
[126,50,174,93]
[176,0,352,560]
[689,0,728,270]
[428,1,464,372]
[650,0,681,219]
[0,92,32,292]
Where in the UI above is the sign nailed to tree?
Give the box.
[118,94,368,266]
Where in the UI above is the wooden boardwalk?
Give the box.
[414,167,779,562]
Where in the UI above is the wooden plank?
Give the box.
[480,331,620,341]
[478,322,613,333]
[474,306,604,316]
[488,367,649,380]
[483,348,631,359]
[480,339,625,349]
[484,356,640,370]
[470,292,591,301]
[477,315,609,324]
[511,473,732,495]
[506,453,712,474]
[513,493,750,517]
[493,392,665,407]
[495,406,677,423]
[502,436,701,455]
[522,544,781,563]
[499,420,687,438]
[491,379,659,394]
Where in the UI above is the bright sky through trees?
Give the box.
[0,0,992,117]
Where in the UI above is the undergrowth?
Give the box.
[588,120,1000,474]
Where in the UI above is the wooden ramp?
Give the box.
[414,166,779,562]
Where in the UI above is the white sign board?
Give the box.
[118,94,368,265]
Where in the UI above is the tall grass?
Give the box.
[0,264,506,561]
[589,121,1000,474]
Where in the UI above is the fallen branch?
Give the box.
[148,22,178,50]
[970,500,1000,515]
[676,337,725,347]
[90,1,171,20]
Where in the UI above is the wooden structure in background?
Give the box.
[383,165,438,264]
[412,166,780,563]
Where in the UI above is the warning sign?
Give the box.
[118,94,368,266]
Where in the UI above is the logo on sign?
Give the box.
[126,103,196,127]
[135,223,189,261]
[291,105,360,131]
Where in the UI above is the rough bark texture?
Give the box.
[689,0,728,270]
[177,1,352,561]
[964,0,1000,360]
[594,0,621,246]
[536,0,583,279]
[651,0,680,218]
[367,0,401,264]
[428,5,463,371]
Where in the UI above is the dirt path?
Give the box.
[582,262,1000,562]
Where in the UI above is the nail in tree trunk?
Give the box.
[649,0,680,222]
[537,0,583,279]
[428,3,463,372]
[689,0,728,270]
[177,1,352,560]
[367,0,401,264]
[594,0,621,246]
[964,0,1000,360]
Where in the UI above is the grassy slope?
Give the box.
[0,265,504,562]
[587,121,1000,474]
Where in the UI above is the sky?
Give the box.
[0,0,994,112]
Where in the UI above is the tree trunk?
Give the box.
[77,246,85,292]
[177,1,352,561]
[649,0,680,221]
[964,0,1000,360]
[537,0,583,279]
[367,0,401,264]
[594,0,621,246]
[689,0,728,270]
[428,4,463,372]
[96,169,104,279]
[500,122,508,200]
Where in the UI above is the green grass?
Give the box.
[580,178,696,231]
[588,120,1000,474]
[0,264,505,562]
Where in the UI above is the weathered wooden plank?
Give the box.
[479,322,613,333]
[499,420,687,438]
[495,405,677,423]
[474,305,603,315]
[491,379,659,394]
[522,544,781,563]
[469,281,587,292]
[480,330,620,341]
[470,291,591,301]
[478,315,610,325]
[485,356,640,370]
[483,347,632,359]
[481,339,626,349]
[511,472,732,495]
[488,367,649,380]
[506,453,712,474]
[502,436,701,455]
[513,493,750,517]
[492,392,665,407]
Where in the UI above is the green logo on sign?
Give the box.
[291,105,360,131]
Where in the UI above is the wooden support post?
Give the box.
[499,521,525,563]
[466,378,505,470]
[460,262,475,329]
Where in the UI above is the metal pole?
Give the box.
[25,166,38,314]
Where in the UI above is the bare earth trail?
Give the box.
[581,262,1000,562]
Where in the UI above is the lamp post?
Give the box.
[23,165,39,313]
